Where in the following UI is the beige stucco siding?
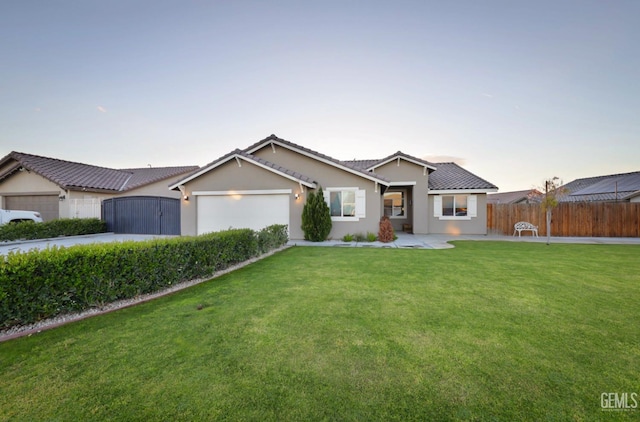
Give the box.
[0,171,64,218]
[373,160,430,234]
[427,194,489,234]
[0,170,61,194]
[127,179,185,198]
[178,159,302,237]
[252,145,383,239]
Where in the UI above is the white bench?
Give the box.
[513,221,538,237]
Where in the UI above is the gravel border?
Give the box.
[0,245,290,343]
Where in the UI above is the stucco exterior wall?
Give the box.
[427,193,489,234]
[0,171,64,217]
[0,170,61,194]
[252,145,383,239]
[178,159,302,238]
[373,160,430,234]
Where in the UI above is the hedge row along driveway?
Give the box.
[0,225,289,329]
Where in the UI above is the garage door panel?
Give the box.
[197,194,289,235]
[5,195,59,221]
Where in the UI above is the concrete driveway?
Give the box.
[0,233,175,255]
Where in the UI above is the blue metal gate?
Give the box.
[102,196,180,235]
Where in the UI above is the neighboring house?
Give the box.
[0,151,198,224]
[170,134,498,239]
[627,191,640,203]
[487,189,542,204]
[559,171,640,203]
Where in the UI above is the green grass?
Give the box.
[1,242,639,421]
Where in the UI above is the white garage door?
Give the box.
[196,191,290,235]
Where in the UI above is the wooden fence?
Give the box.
[487,202,640,237]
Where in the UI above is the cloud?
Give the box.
[97,106,107,113]
[482,93,493,98]
[423,155,467,166]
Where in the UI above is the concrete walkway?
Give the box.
[288,233,640,249]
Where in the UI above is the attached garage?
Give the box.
[195,190,290,235]
[4,194,59,221]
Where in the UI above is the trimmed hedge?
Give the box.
[0,224,288,329]
[0,218,107,242]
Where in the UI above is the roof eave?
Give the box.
[428,188,499,194]
[169,151,317,190]
[367,155,437,173]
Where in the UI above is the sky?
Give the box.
[1,0,638,192]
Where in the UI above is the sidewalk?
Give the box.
[288,233,640,249]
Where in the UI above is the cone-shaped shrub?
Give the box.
[301,187,332,241]
[378,215,395,243]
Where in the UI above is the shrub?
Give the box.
[354,233,366,242]
[0,225,288,329]
[378,216,395,243]
[301,187,332,242]
[256,224,289,254]
[366,232,377,242]
[0,218,107,242]
[342,234,354,242]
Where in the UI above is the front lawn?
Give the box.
[1,242,638,421]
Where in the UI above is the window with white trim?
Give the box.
[434,195,477,219]
[444,195,467,216]
[324,188,366,221]
[383,191,405,218]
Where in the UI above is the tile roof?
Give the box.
[244,135,391,184]
[121,166,202,190]
[359,151,437,171]
[487,189,542,204]
[0,151,197,192]
[346,154,495,191]
[169,148,317,189]
[170,135,497,192]
[560,171,640,202]
[346,159,380,169]
[427,162,498,190]
[237,150,316,186]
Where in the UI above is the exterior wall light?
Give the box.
[294,193,300,200]
[178,185,188,201]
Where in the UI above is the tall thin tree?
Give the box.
[540,177,566,245]
[301,186,332,242]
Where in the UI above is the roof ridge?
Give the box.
[244,134,391,184]
[11,151,129,173]
[3,151,196,192]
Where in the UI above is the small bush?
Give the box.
[0,218,107,242]
[256,224,289,254]
[353,233,366,242]
[342,234,354,242]
[366,232,377,242]
[378,216,395,243]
